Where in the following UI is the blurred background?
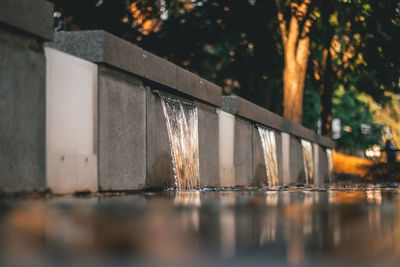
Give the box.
[49,0,400,158]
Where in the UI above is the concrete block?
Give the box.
[218,110,235,186]
[275,131,283,185]
[221,95,284,131]
[45,48,98,194]
[176,67,221,107]
[284,120,317,143]
[198,107,219,187]
[281,132,291,185]
[0,0,53,40]
[290,136,306,184]
[141,50,177,89]
[234,118,252,186]
[103,32,145,77]
[0,29,46,192]
[48,31,222,108]
[318,146,331,184]
[316,135,335,149]
[146,87,175,188]
[98,68,146,191]
[313,143,320,185]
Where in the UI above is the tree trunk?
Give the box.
[283,60,306,123]
[275,0,314,124]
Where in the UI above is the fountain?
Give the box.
[326,148,334,182]
[257,126,279,186]
[301,140,314,184]
[160,93,200,191]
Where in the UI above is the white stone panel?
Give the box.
[217,110,235,186]
[45,47,98,193]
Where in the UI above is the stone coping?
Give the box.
[221,95,335,148]
[0,0,53,40]
[316,135,336,149]
[46,30,221,107]
[221,95,285,131]
[283,120,317,143]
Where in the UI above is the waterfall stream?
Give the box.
[257,126,279,186]
[301,140,314,184]
[160,94,200,191]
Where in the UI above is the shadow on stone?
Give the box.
[148,155,175,189]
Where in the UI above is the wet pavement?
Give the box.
[1,185,400,266]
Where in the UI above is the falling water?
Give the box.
[301,140,314,184]
[326,148,334,183]
[160,94,200,191]
[257,126,279,186]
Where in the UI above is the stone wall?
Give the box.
[0,0,53,193]
[0,2,335,193]
[221,95,335,186]
[47,30,222,192]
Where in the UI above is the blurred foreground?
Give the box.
[1,187,400,266]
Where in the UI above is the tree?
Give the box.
[311,0,400,137]
[275,0,316,123]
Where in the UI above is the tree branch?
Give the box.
[275,0,288,47]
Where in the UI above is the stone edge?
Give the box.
[46,30,222,107]
[221,95,335,148]
[0,0,54,40]
[221,95,284,131]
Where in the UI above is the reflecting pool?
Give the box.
[1,186,400,266]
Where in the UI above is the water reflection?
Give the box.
[1,188,400,266]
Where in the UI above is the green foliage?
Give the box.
[333,86,380,152]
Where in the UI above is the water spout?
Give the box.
[160,94,200,191]
[301,140,314,184]
[257,126,279,186]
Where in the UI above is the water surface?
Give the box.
[1,186,400,266]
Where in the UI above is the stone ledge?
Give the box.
[316,135,335,148]
[221,95,335,148]
[0,0,53,40]
[221,95,284,131]
[284,120,317,143]
[47,30,221,107]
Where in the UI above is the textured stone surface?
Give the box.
[284,120,317,143]
[234,118,252,185]
[221,95,284,131]
[281,132,291,185]
[275,131,283,185]
[290,136,306,184]
[198,107,219,186]
[176,67,221,107]
[221,95,335,150]
[0,28,46,192]
[146,87,175,188]
[316,135,335,149]
[98,68,146,191]
[141,50,177,89]
[318,146,331,184]
[0,0,53,40]
[48,31,222,107]
[313,143,320,185]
